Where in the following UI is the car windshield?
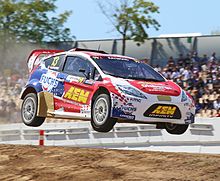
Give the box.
[92,57,165,82]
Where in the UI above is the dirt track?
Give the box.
[0,145,219,181]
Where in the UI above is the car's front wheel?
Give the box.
[21,93,45,127]
[91,94,116,132]
[165,123,189,135]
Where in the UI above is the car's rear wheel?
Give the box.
[21,93,45,127]
[165,123,189,135]
[91,94,116,132]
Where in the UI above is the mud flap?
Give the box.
[37,92,54,117]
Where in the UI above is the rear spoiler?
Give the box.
[27,49,64,73]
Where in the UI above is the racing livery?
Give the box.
[20,48,195,135]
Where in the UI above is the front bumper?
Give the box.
[110,93,195,125]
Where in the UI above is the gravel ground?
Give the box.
[0,145,219,181]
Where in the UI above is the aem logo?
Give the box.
[64,86,90,104]
[151,106,176,115]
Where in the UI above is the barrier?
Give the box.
[0,118,220,154]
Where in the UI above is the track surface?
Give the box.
[0,145,219,181]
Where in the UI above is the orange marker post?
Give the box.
[39,130,44,146]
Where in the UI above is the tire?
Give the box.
[91,94,116,132]
[21,93,45,127]
[165,123,189,135]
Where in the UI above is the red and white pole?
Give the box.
[39,130,44,146]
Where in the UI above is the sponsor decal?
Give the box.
[129,97,141,103]
[64,86,90,104]
[184,103,189,106]
[66,75,80,83]
[40,74,59,92]
[121,103,137,114]
[112,93,138,120]
[92,56,131,61]
[84,79,94,85]
[112,107,135,120]
[151,106,176,115]
[144,104,181,119]
[55,96,83,107]
[184,113,195,124]
[139,82,172,91]
[80,105,91,114]
[119,114,135,120]
[78,77,85,83]
[66,76,85,83]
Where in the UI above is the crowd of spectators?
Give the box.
[154,52,220,117]
[0,73,26,123]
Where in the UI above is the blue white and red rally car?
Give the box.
[20,48,195,134]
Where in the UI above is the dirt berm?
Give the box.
[0,145,219,181]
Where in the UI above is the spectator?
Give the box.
[192,52,200,65]
[17,77,25,87]
[213,96,220,110]
[154,64,161,72]
[182,66,191,80]
[201,54,208,65]
[196,77,205,90]
[184,53,192,67]
[177,54,184,67]
[216,109,220,117]
[13,84,22,96]
[167,56,175,70]
[171,67,180,79]
[0,99,7,112]
[6,99,17,112]
[210,52,217,62]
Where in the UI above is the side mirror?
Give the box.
[79,69,90,79]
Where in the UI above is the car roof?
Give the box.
[67,48,135,60]
[72,51,135,61]
[77,51,107,57]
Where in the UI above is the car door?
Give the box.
[54,56,96,117]
[40,54,65,95]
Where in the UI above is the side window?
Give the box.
[63,56,94,77]
[44,55,64,70]
[94,69,101,81]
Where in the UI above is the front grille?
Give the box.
[144,104,181,119]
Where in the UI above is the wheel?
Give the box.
[165,123,189,135]
[21,93,45,127]
[91,94,116,132]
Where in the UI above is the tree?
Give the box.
[211,28,220,35]
[0,0,73,43]
[98,0,160,55]
[0,0,74,71]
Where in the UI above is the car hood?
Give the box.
[127,80,181,96]
[107,75,182,97]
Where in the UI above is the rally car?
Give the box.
[20,48,195,135]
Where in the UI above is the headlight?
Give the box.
[117,85,147,99]
[181,90,187,102]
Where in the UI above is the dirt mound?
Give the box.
[0,145,219,181]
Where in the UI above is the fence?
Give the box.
[2,34,220,72]
[51,35,220,66]
[0,118,220,154]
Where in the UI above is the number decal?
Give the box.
[51,57,59,67]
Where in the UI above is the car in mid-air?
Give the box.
[20,48,195,135]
